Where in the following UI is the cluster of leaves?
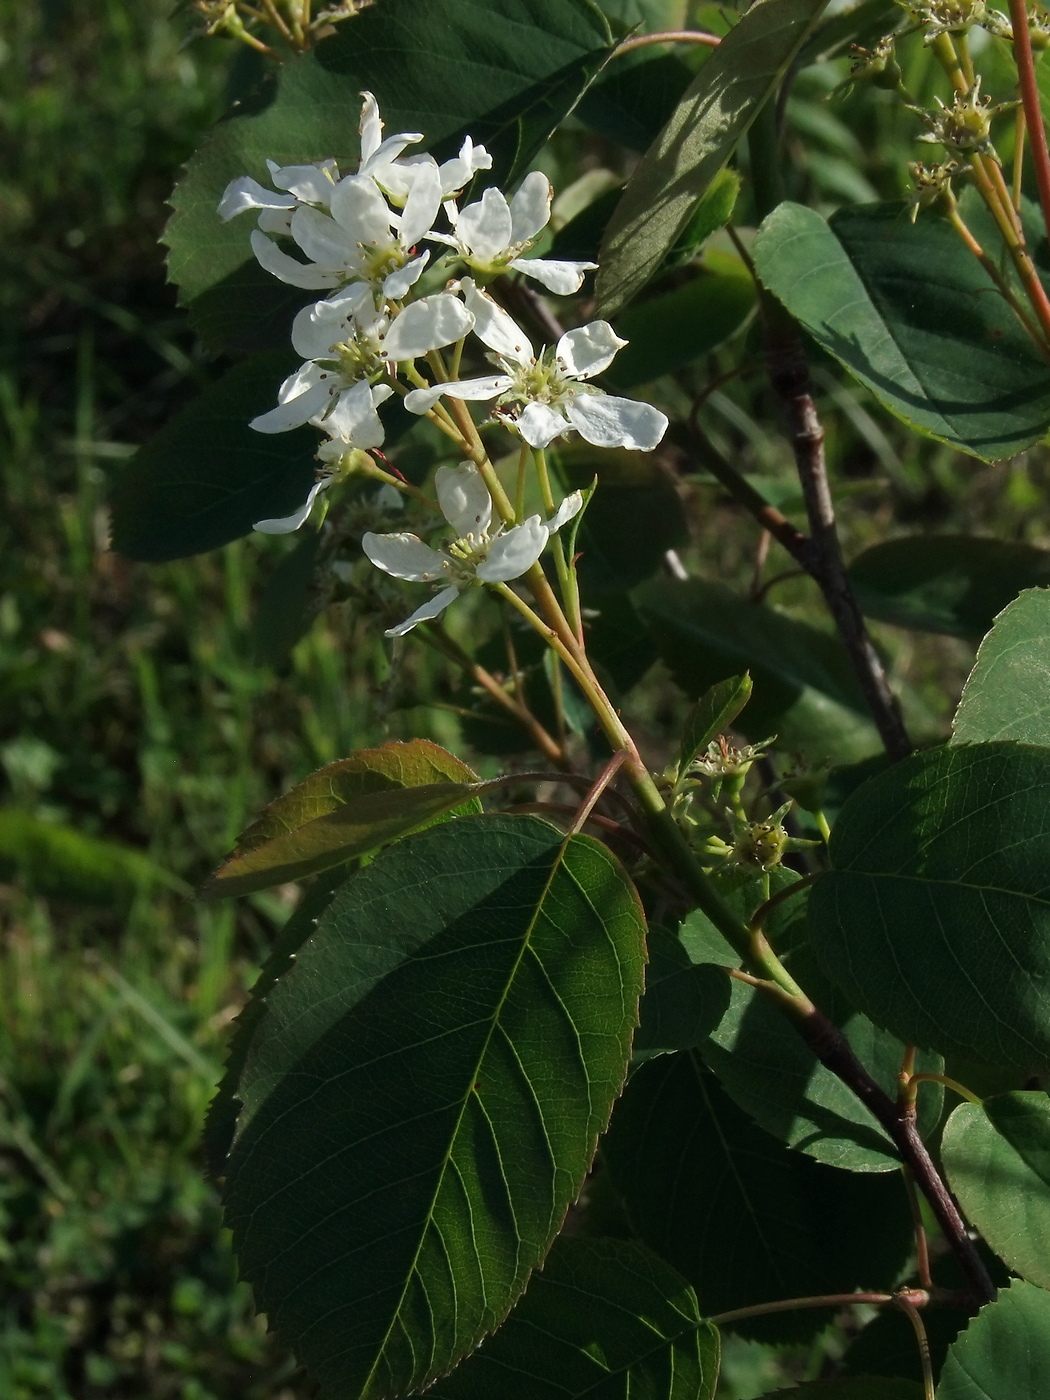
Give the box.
[65,0,1050,1395]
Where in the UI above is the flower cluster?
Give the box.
[218,92,668,626]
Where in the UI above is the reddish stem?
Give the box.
[1010,0,1050,240]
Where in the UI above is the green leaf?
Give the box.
[753,202,1050,463]
[596,0,830,313]
[634,926,731,1060]
[849,537,1050,639]
[428,1238,719,1399]
[634,577,879,762]
[110,353,317,563]
[704,934,944,1172]
[251,528,324,668]
[937,1280,1050,1400]
[809,742,1050,1072]
[953,589,1050,744]
[603,1054,912,1343]
[764,1382,923,1399]
[678,673,753,771]
[558,446,690,593]
[602,251,755,388]
[202,740,484,898]
[166,0,614,344]
[222,814,647,1399]
[577,51,693,152]
[942,1092,1050,1289]
[0,808,180,906]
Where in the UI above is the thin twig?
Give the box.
[570,750,630,834]
[710,1290,899,1328]
[760,312,912,760]
[1010,0,1050,241]
[615,28,721,55]
[895,1293,936,1400]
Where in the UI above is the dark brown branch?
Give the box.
[794,1005,995,1306]
[761,312,912,760]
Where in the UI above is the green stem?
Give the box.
[709,1290,901,1328]
[533,447,583,642]
[907,1071,983,1106]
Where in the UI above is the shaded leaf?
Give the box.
[850,537,1050,639]
[942,1091,1050,1289]
[810,743,1050,1072]
[634,926,731,1060]
[252,528,324,668]
[634,577,879,761]
[603,250,755,388]
[577,51,693,152]
[763,1382,922,1399]
[428,1237,719,1399]
[603,1054,913,1343]
[596,0,830,313]
[223,814,647,1399]
[753,202,1050,462]
[952,589,1050,744]
[678,673,753,770]
[937,1280,1050,1400]
[203,740,483,898]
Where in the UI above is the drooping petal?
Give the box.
[325,378,386,448]
[510,256,597,296]
[362,532,451,582]
[289,206,362,273]
[565,391,668,451]
[435,462,492,538]
[548,491,584,533]
[382,293,474,360]
[328,174,394,248]
[250,230,340,290]
[250,370,333,433]
[398,158,444,247]
[460,279,534,365]
[253,479,328,534]
[266,158,339,206]
[358,91,383,165]
[509,171,552,246]
[516,400,570,448]
[457,187,514,263]
[403,374,512,414]
[477,517,549,582]
[218,176,296,221]
[556,321,627,379]
[385,584,462,637]
[382,251,430,300]
[438,136,492,195]
[362,133,426,185]
[257,208,295,236]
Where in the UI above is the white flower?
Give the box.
[253,477,332,536]
[431,171,597,295]
[403,281,668,451]
[250,282,473,435]
[362,462,582,636]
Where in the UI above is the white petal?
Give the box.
[362,532,451,582]
[290,206,361,272]
[509,171,552,246]
[457,187,514,263]
[218,176,296,221]
[371,151,430,204]
[327,175,394,248]
[371,382,394,407]
[266,158,339,206]
[359,92,383,165]
[435,462,492,537]
[291,297,353,360]
[404,383,450,414]
[385,584,461,637]
[438,137,492,195]
[326,378,386,448]
[461,279,533,365]
[250,230,340,289]
[253,480,327,534]
[250,372,332,433]
[362,133,425,183]
[398,158,443,247]
[257,208,295,236]
[477,517,548,582]
[443,374,514,401]
[556,321,627,379]
[382,293,474,360]
[548,491,584,533]
[510,257,597,296]
[382,251,430,300]
[516,401,570,448]
[565,392,668,451]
